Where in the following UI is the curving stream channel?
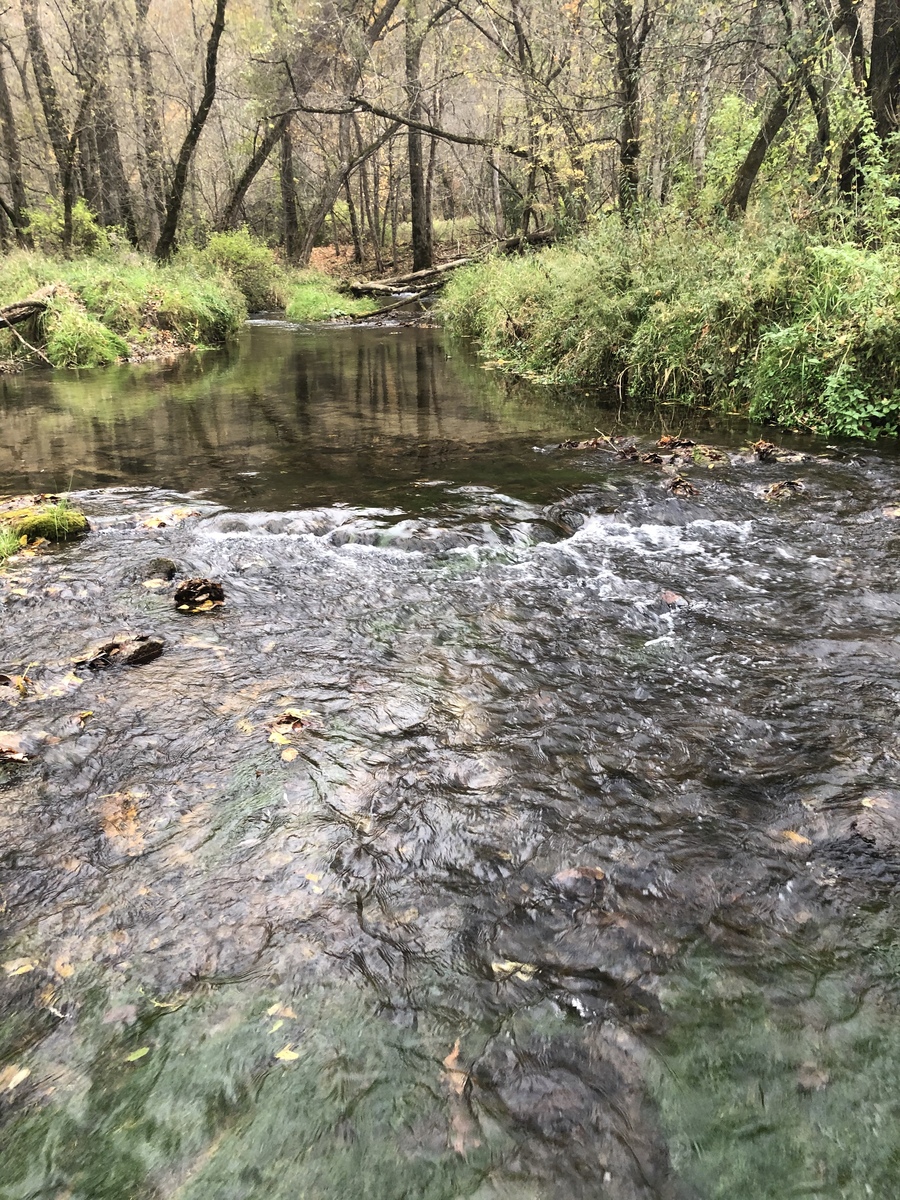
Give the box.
[1,322,900,1199]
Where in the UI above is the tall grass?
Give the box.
[285,271,376,321]
[440,221,900,437]
[0,526,19,566]
[0,249,246,369]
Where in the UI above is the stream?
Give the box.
[1,322,899,1200]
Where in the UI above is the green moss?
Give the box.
[285,272,377,322]
[1,501,89,543]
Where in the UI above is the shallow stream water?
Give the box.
[1,323,899,1199]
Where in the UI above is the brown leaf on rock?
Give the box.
[763,480,804,501]
[752,439,778,460]
[658,435,695,450]
[668,475,700,498]
[174,578,225,613]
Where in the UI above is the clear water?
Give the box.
[1,324,899,1199]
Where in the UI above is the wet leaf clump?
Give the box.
[174,577,225,612]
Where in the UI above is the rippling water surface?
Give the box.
[2,324,900,1199]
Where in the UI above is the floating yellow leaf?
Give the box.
[142,578,168,589]
[782,830,811,846]
[266,1003,297,1019]
[53,959,74,979]
[270,1019,284,1032]
[281,747,299,762]
[235,718,254,735]
[124,1047,150,1062]
[268,728,290,745]
[490,960,536,981]
[861,796,886,809]
[274,1045,300,1061]
[0,1065,30,1091]
[3,958,36,975]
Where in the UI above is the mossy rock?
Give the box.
[0,505,90,543]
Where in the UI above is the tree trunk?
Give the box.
[155,0,227,261]
[344,177,364,264]
[135,0,167,235]
[721,83,795,217]
[0,40,30,243]
[614,0,645,222]
[692,9,718,179]
[220,113,291,230]
[405,0,432,270]
[279,121,300,261]
[870,0,900,143]
[20,0,69,185]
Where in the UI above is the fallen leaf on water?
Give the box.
[100,792,145,856]
[274,1045,300,1061]
[442,1040,467,1097]
[281,747,299,762]
[442,1039,481,1155]
[32,671,84,698]
[0,673,30,697]
[124,1047,150,1062]
[270,1019,284,1032]
[861,796,886,809]
[781,830,811,846]
[0,732,31,762]
[490,959,536,981]
[267,708,311,747]
[3,958,35,976]
[0,1065,30,1092]
[53,959,74,979]
[141,507,200,529]
[882,506,900,519]
[235,718,254,735]
[797,1062,830,1092]
[141,578,168,589]
[266,1003,297,1019]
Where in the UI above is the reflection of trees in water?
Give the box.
[0,328,583,499]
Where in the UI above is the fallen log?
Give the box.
[346,230,553,297]
[498,228,554,253]
[0,296,49,328]
[357,290,429,319]
[347,256,472,296]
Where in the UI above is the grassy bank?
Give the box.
[0,229,376,371]
[439,222,900,438]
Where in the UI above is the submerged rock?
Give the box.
[74,634,164,669]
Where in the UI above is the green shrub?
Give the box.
[285,272,376,321]
[195,229,287,310]
[25,198,110,255]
